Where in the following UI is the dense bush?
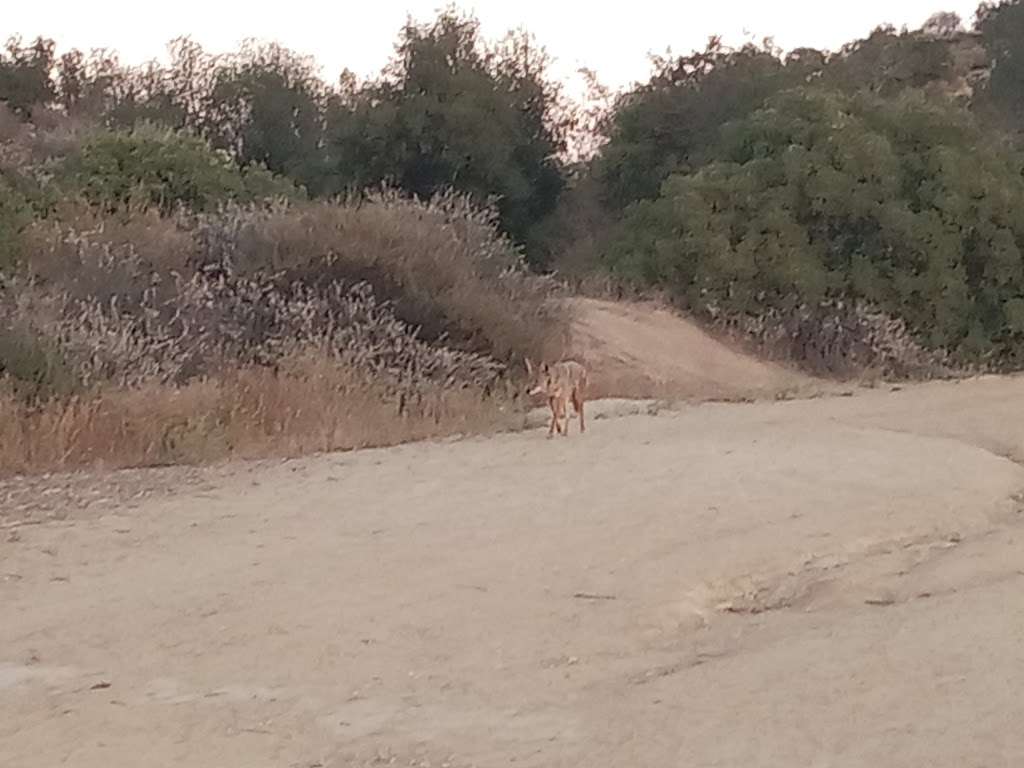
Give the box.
[56,123,301,213]
[604,87,1024,365]
[4,189,564,401]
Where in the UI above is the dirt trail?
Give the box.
[568,297,816,399]
[4,303,1024,767]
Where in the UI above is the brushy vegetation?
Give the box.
[548,2,1024,375]
[0,187,566,475]
[6,2,1024,474]
[604,87,1024,370]
[0,358,514,476]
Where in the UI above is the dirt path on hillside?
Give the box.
[4,375,1024,767]
[568,297,817,399]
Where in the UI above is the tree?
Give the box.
[87,39,215,132]
[593,38,814,210]
[975,0,1024,128]
[204,42,327,194]
[821,26,955,96]
[325,10,568,247]
[605,87,1024,362]
[48,38,328,194]
[0,37,57,116]
[52,38,220,133]
[53,48,127,121]
[56,49,85,114]
[592,25,967,215]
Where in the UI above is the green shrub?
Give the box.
[56,123,300,214]
[606,87,1024,365]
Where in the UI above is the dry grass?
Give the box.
[704,298,964,380]
[0,355,519,477]
[0,191,567,478]
[190,193,570,363]
[2,108,568,479]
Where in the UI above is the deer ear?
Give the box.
[524,358,534,376]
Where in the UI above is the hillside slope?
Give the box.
[567,297,817,400]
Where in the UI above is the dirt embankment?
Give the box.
[567,297,817,400]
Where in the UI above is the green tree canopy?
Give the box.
[205,42,327,195]
[976,0,1024,128]
[606,87,1024,361]
[594,39,812,210]
[326,10,568,245]
[0,37,57,116]
[591,26,968,214]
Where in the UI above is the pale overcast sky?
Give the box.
[4,1,984,97]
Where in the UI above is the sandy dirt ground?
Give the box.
[4,300,1024,767]
[568,297,816,400]
[4,375,1024,767]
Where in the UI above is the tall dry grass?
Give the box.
[1,191,565,478]
[186,192,569,362]
[0,355,520,477]
[0,375,528,479]
[704,298,963,380]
